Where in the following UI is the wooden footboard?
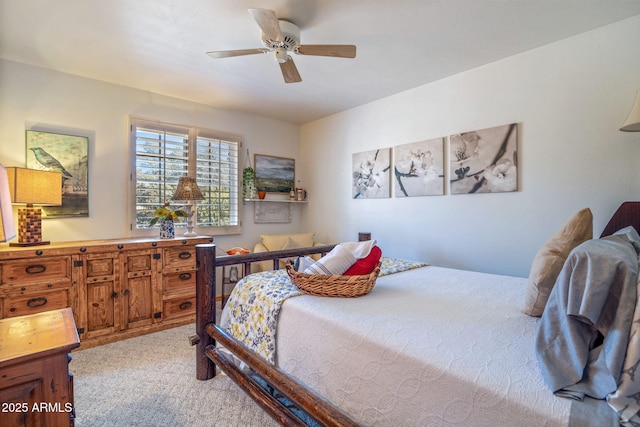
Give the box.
[193,243,361,426]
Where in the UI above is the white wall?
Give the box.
[0,59,301,252]
[299,16,640,277]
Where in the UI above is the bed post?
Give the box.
[195,243,217,380]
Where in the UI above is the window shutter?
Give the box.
[131,118,240,232]
[196,132,239,227]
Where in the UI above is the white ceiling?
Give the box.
[1,1,639,124]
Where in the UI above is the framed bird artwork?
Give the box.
[26,129,89,217]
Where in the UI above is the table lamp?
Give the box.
[172,175,204,236]
[621,89,640,132]
[0,164,16,243]
[6,167,62,246]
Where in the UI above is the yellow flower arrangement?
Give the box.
[150,202,187,226]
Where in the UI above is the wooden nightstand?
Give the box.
[0,308,80,427]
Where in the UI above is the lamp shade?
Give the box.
[6,167,62,205]
[0,164,16,242]
[172,176,204,201]
[621,89,640,132]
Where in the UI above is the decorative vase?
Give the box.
[159,219,175,239]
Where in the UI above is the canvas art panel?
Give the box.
[254,202,292,223]
[254,154,295,193]
[449,123,518,195]
[26,130,89,217]
[352,148,391,199]
[394,138,444,197]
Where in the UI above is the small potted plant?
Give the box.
[243,165,257,200]
[151,202,187,239]
[242,149,257,200]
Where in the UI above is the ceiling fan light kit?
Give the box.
[207,8,356,84]
[274,47,288,63]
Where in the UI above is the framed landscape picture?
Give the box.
[26,130,89,217]
[254,154,295,193]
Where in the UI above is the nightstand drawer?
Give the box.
[2,289,71,318]
[0,256,72,285]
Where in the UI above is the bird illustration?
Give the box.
[29,147,73,178]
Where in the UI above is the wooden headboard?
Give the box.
[600,201,640,237]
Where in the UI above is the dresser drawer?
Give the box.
[162,246,196,269]
[163,296,195,320]
[163,270,195,295]
[2,289,71,318]
[86,256,115,278]
[0,256,72,286]
[125,252,153,272]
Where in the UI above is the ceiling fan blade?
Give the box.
[248,8,283,42]
[296,44,356,58]
[279,57,302,83]
[207,48,269,59]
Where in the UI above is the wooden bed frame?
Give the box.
[191,243,363,426]
[190,201,640,426]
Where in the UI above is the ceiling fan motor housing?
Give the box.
[261,20,300,51]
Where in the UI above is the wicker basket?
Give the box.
[285,262,381,297]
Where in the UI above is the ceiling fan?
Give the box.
[207,8,356,83]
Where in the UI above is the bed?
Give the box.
[192,202,640,426]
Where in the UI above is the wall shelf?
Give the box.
[243,199,307,204]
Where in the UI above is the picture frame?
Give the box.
[254,154,295,193]
[449,123,518,195]
[254,202,292,223]
[352,148,391,199]
[26,130,89,217]
[394,138,445,197]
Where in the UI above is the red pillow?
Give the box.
[344,246,382,276]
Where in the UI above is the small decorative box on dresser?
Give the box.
[0,236,212,348]
[0,308,80,427]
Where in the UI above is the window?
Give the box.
[130,117,241,235]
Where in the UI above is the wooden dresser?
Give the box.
[0,308,80,427]
[0,236,212,348]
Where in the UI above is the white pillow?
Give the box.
[304,245,356,275]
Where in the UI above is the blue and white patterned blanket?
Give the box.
[219,257,428,364]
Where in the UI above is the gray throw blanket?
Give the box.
[536,228,640,424]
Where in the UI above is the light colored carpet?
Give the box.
[71,323,280,427]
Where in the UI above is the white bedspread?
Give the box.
[276,266,574,426]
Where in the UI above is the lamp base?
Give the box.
[10,240,51,247]
[14,206,50,246]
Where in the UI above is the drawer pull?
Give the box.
[179,301,193,310]
[179,273,192,281]
[26,297,48,308]
[25,264,46,274]
[178,251,192,260]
